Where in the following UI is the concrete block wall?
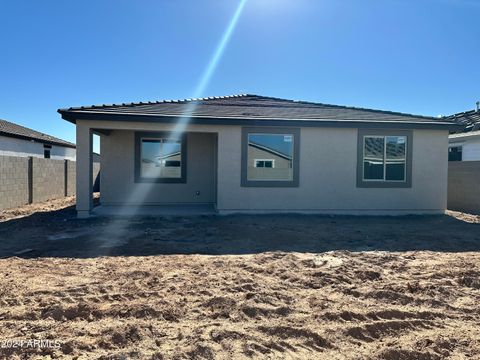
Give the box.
[0,156,30,210]
[67,160,76,196]
[0,155,100,210]
[32,158,65,203]
[448,161,480,214]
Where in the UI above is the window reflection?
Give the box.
[363,135,406,181]
[385,136,406,181]
[364,136,384,180]
[141,138,182,178]
[247,134,293,181]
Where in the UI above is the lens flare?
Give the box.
[194,0,248,98]
[95,0,249,240]
[173,0,248,134]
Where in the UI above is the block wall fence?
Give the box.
[448,161,480,214]
[0,155,100,210]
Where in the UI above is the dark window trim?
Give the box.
[134,131,187,183]
[241,127,300,187]
[357,129,413,188]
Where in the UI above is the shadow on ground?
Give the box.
[0,204,479,258]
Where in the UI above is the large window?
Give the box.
[357,130,412,188]
[241,128,300,187]
[135,132,186,183]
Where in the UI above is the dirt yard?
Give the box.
[0,199,479,359]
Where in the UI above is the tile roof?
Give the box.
[444,109,480,133]
[58,94,458,128]
[0,118,76,148]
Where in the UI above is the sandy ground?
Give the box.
[0,252,479,359]
[0,195,99,223]
[0,198,479,359]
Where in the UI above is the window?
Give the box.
[254,159,274,168]
[357,130,412,188]
[241,127,300,187]
[363,135,406,181]
[165,160,181,167]
[134,132,186,183]
[43,144,51,159]
[448,146,462,161]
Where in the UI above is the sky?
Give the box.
[1,0,479,153]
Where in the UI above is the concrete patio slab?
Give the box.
[91,204,216,217]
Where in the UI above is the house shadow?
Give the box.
[1,205,479,259]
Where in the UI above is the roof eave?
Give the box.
[59,110,462,131]
[449,131,480,140]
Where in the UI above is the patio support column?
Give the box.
[76,122,93,218]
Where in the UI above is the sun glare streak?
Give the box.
[172,0,248,134]
[194,0,248,98]
[97,0,249,242]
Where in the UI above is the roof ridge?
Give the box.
[244,95,441,121]
[59,94,251,112]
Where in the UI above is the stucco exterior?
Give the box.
[75,119,449,215]
[0,135,76,160]
[101,130,216,205]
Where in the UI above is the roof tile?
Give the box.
[58,94,456,125]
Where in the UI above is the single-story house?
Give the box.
[0,118,76,160]
[444,104,480,161]
[58,94,459,218]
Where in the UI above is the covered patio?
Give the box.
[73,120,221,218]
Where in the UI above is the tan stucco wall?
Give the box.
[78,120,448,214]
[100,129,216,205]
[218,127,448,214]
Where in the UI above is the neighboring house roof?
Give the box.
[0,118,76,148]
[249,142,292,161]
[444,109,480,133]
[58,94,459,130]
[449,130,480,141]
[155,151,181,160]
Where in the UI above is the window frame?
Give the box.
[134,131,187,183]
[357,129,412,188]
[241,127,300,187]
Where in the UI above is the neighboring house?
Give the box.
[0,118,76,160]
[444,104,480,161]
[448,132,480,161]
[248,140,292,181]
[58,94,459,218]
